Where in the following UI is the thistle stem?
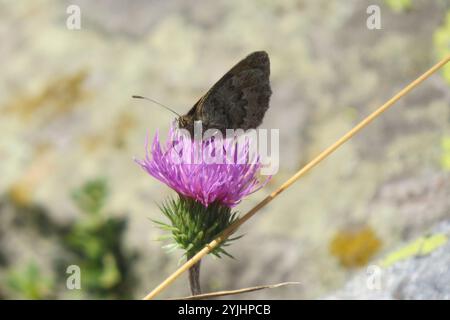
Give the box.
[188,258,201,295]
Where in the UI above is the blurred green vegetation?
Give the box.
[1,179,138,299]
[7,262,55,299]
[59,178,138,298]
[71,179,108,216]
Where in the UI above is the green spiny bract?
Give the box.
[153,195,243,260]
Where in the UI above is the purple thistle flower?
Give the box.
[135,124,269,208]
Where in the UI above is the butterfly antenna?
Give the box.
[132,95,181,117]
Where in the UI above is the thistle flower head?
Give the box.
[135,124,268,208]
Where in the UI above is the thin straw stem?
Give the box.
[170,282,300,300]
[143,54,450,300]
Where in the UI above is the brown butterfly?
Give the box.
[134,51,271,136]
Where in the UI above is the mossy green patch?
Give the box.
[380,233,448,268]
[441,136,450,171]
[384,0,413,13]
[434,10,450,84]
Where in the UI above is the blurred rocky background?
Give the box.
[0,0,449,299]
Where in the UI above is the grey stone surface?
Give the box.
[327,220,450,299]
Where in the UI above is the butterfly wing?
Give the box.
[187,51,271,133]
